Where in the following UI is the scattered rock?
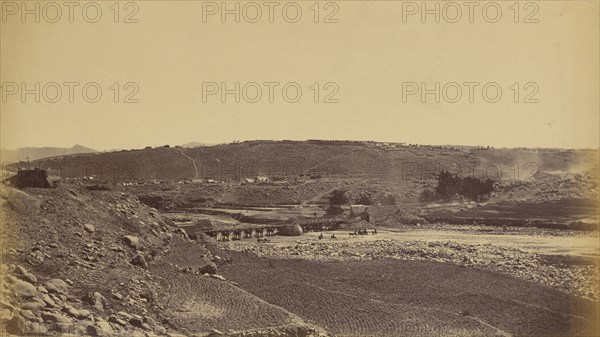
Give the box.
[210,274,226,281]
[41,312,72,324]
[48,322,75,334]
[208,329,224,337]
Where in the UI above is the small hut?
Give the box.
[279,224,303,236]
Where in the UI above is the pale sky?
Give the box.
[1,0,598,151]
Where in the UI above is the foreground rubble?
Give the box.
[0,183,326,336]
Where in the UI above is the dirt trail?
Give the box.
[176,148,199,179]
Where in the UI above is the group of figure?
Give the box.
[348,228,377,237]
[318,233,337,240]
[257,237,271,243]
[316,230,377,240]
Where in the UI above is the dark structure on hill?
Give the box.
[10,168,51,188]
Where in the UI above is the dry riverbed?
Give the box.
[223,227,600,301]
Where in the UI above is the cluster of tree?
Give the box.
[352,190,397,206]
[420,171,495,202]
[325,189,349,215]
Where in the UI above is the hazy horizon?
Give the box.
[2,1,598,152]
[2,138,599,153]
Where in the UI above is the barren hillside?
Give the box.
[24,141,598,182]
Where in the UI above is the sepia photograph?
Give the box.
[0,1,599,336]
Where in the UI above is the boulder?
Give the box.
[108,315,128,326]
[123,235,139,248]
[41,312,72,324]
[20,302,45,314]
[28,322,49,335]
[84,223,96,233]
[86,321,113,336]
[14,280,38,298]
[0,299,15,311]
[130,254,148,269]
[154,325,167,334]
[19,309,35,320]
[66,307,91,319]
[116,311,133,320]
[15,265,38,284]
[44,279,68,294]
[143,316,157,329]
[0,308,12,320]
[48,322,75,334]
[41,294,57,307]
[130,317,144,328]
[199,262,218,275]
[82,292,107,312]
[5,315,28,335]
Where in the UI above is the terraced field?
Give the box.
[220,251,599,337]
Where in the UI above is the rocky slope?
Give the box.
[0,182,325,336]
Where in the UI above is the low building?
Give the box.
[10,168,51,188]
